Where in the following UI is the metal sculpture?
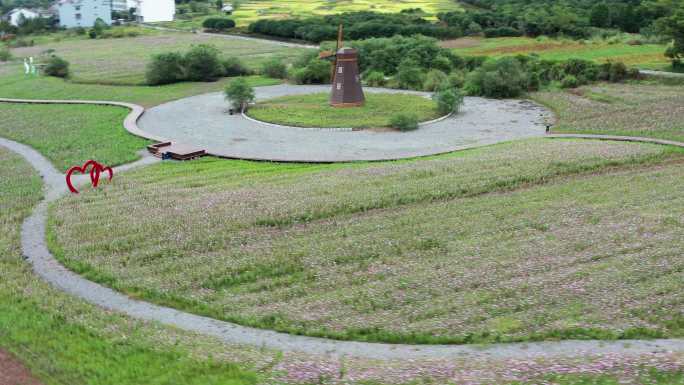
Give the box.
[319,25,365,107]
[65,160,113,194]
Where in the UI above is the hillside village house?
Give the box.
[125,0,175,22]
[58,0,174,28]
[3,8,40,26]
[57,0,112,27]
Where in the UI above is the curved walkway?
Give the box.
[138,85,552,162]
[1,99,683,361]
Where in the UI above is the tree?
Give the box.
[216,0,223,10]
[590,3,611,28]
[184,44,223,81]
[224,78,255,112]
[658,4,684,67]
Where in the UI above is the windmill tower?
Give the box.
[319,25,365,107]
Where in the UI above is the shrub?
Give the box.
[465,57,529,98]
[224,77,255,112]
[447,71,466,88]
[396,59,424,90]
[0,46,11,62]
[261,59,287,79]
[184,44,223,81]
[423,69,448,92]
[606,61,629,82]
[431,54,453,73]
[88,29,98,39]
[222,56,251,77]
[43,55,70,78]
[291,59,330,84]
[146,52,186,85]
[433,87,465,115]
[364,70,386,87]
[202,18,236,31]
[561,75,580,89]
[390,113,419,131]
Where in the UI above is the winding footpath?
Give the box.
[0,97,683,361]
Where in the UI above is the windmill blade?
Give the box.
[332,24,343,83]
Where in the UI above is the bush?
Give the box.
[291,59,330,84]
[561,75,580,89]
[390,113,419,131]
[447,71,466,88]
[224,77,255,112]
[604,61,629,82]
[43,55,70,78]
[202,18,236,31]
[423,69,448,92]
[431,54,453,73]
[0,46,11,62]
[433,87,465,115]
[465,57,529,98]
[146,52,186,85]
[364,70,386,87]
[184,44,223,82]
[222,56,251,77]
[262,59,287,79]
[396,59,424,90]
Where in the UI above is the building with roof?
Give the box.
[3,8,41,26]
[128,0,175,23]
[57,0,112,28]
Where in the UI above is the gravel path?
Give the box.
[640,69,684,78]
[141,24,318,49]
[138,84,552,162]
[1,99,683,361]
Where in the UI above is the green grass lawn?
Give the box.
[0,103,150,172]
[0,72,279,108]
[445,36,671,70]
[535,81,684,142]
[0,147,259,385]
[247,93,441,128]
[48,138,684,345]
[7,30,308,85]
[163,0,463,29]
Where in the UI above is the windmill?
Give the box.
[319,25,365,107]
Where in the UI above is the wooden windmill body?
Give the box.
[320,25,365,107]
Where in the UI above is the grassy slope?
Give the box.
[448,36,671,70]
[0,72,278,108]
[247,93,441,128]
[8,30,308,85]
[0,148,258,385]
[536,81,684,142]
[48,139,684,344]
[0,103,150,172]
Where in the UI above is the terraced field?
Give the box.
[7,31,307,85]
[48,138,684,344]
[164,0,463,29]
[538,82,684,142]
[445,36,671,70]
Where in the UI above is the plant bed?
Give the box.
[245,93,442,129]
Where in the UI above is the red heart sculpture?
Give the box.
[66,160,113,194]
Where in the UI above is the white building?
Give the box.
[57,0,112,28]
[129,0,175,23]
[4,8,41,26]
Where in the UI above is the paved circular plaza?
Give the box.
[138,84,553,162]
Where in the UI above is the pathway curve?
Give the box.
[139,84,552,162]
[1,99,683,361]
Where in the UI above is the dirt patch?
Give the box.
[439,37,483,49]
[0,349,44,385]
